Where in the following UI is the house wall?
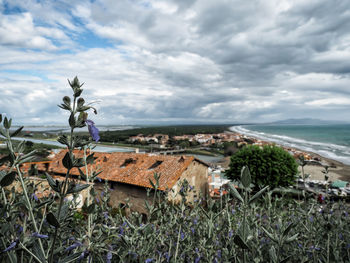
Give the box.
[7,177,92,209]
[94,182,154,215]
[168,161,208,203]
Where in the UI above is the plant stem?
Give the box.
[1,188,7,205]
[84,146,92,250]
[20,242,43,263]
[49,96,77,263]
[15,164,45,258]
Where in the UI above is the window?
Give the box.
[148,160,163,170]
[120,158,136,168]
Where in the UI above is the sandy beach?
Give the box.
[298,153,350,182]
[223,132,350,183]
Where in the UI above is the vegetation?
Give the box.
[98,125,231,143]
[0,77,348,262]
[226,145,298,189]
[0,139,62,158]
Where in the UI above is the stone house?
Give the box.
[34,150,209,214]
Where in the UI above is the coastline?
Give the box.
[228,129,350,183]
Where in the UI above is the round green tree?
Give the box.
[226,145,298,189]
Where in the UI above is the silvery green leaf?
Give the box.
[35,199,54,209]
[69,113,75,128]
[124,218,136,230]
[283,222,296,237]
[233,234,250,250]
[3,117,11,129]
[57,135,69,146]
[77,97,85,108]
[0,155,10,166]
[200,205,210,219]
[280,255,292,263]
[249,186,269,204]
[87,203,95,214]
[58,103,71,111]
[285,233,299,243]
[32,242,46,263]
[262,227,278,243]
[16,140,26,153]
[228,183,243,203]
[78,168,87,180]
[269,246,277,263]
[62,152,73,170]
[17,154,36,165]
[73,158,85,168]
[58,253,82,263]
[10,126,23,137]
[58,204,69,221]
[47,212,60,228]
[66,184,90,194]
[86,153,96,165]
[0,171,16,187]
[0,127,6,137]
[241,166,251,189]
[46,173,60,193]
[63,96,71,106]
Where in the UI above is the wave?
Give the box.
[229,126,350,165]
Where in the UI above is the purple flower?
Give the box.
[106,251,112,263]
[65,241,82,252]
[103,211,109,219]
[228,230,233,238]
[86,119,100,142]
[31,193,39,201]
[78,250,89,262]
[180,232,185,241]
[95,177,102,182]
[194,256,201,263]
[164,252,170,262]
[32,232,48,239]
[3,241,17,252]
[145,259,153,263]
[191,227,195,234]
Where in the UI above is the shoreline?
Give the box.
[228,130,350,183]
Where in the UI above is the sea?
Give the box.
[230,124,350,165]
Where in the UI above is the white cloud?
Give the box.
[1,0,350,124]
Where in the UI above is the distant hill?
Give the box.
[269,118,347,125]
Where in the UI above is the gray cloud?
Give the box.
[0,0,350,125]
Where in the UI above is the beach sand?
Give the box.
[218,136,350,183]
[298,154,350,182]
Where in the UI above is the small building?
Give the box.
[41,150,209,214]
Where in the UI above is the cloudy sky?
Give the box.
[1,0,350,125]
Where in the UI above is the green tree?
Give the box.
[226,145,298,189]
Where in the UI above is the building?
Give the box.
[33,150,209,214]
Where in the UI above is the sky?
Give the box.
[0,0,350,125]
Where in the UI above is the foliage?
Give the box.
[226,145,298,189]
[98,125,232,143]
[0,78,349,262]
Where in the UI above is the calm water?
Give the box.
[230,124,350,165]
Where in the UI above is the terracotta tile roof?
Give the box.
[45,150,208,191]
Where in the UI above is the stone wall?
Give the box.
[168,160,208,204]
[94,182,154,215]
[6,176,92,209]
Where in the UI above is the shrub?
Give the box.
[226,145,298,189]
